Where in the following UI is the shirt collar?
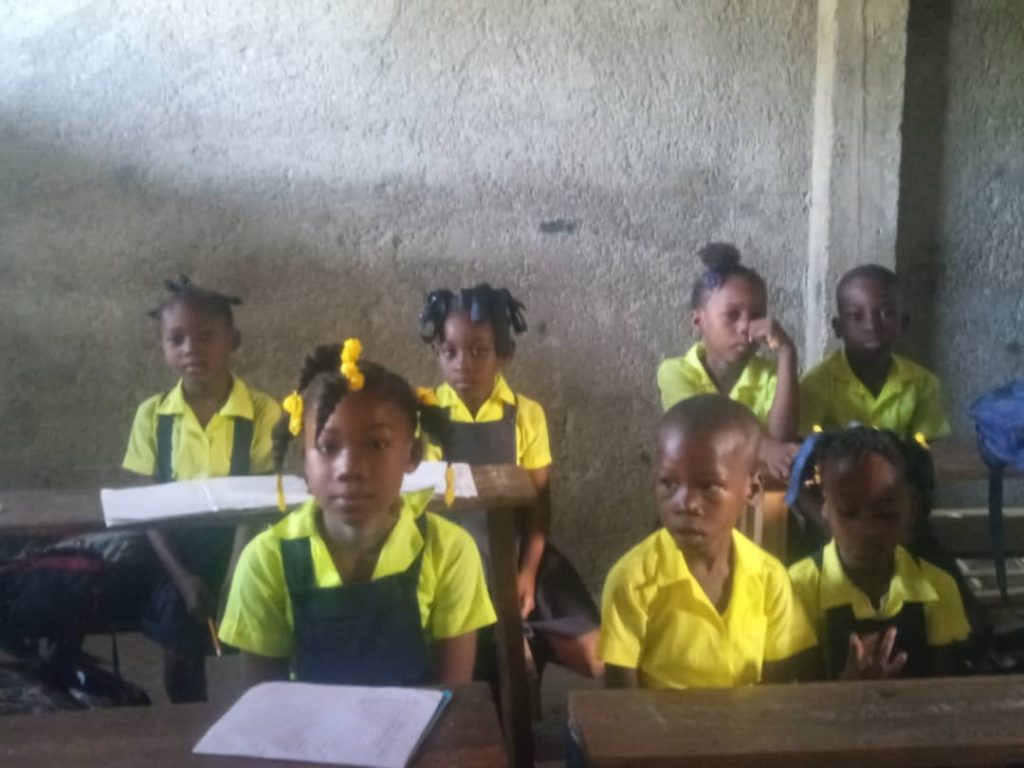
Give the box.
[290,490,432,584]
[156,376,254,420]
[685,342,763,396]
[836,350,913,396]
[652,527,757,586]
[819,540,938,615]
[434,373,515,418]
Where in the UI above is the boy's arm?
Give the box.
[432,631,477,685]
[604,664,639,689]
[517,466,551,618]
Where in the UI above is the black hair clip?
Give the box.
[501,290,528,334]
[419,290,451,342]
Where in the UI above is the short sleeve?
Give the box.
[924,565,971,647]
[798,373,830,436]
[517,399,552,470]
[122,397,159,477]
[910,374,952,439]
[598,558,648,669]
[763,560,817,662]
[657,358,701,412]
[425,518,496,639]
[219,535,294,658]
[250,393,283,474]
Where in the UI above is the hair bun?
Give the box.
[698,242,742,272]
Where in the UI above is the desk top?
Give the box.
[570,676,1024,768]
[0,464,536,537]
[0,682,506,768]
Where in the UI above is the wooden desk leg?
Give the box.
[487,505,534,768]
[760,490,789,561]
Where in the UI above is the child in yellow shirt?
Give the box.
[122,276,281,702]
[657,243,800,478]
[219,340,495,687]
[788,427,970,678]
[800,265,951,440]
[600,394,815,689]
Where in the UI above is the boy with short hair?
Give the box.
[799,265,951,440]
[599,394,815,689]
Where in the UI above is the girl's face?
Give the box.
[159,301,239,387]
[303,391,420,528]
[821,451,912,576]
[435,311,505,407]
[691,276,767,364]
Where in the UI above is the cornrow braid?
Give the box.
[813,427,934,515]
[271,343,451,473]
[418,283,527,358]
[148,273,243,324]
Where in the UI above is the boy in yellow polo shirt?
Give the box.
[799,265,951,440]
[657,243,800,479]
[788,428,970,678]
[122,276,281,702]
[600,395,815,689]
[220,341,494,686]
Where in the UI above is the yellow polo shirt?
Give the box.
[799,350,951,440]
[599,527,815,689]
[219,493,496,659]
[122,376,281,480]
[656,343,777,424]
[788,541,970,649]
[425,375,552,470]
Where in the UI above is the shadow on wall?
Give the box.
[895,0,952,372]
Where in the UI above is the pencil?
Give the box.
[207,617,223,657]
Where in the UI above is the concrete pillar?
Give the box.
[805,0,910,365]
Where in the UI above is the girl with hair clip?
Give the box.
[418,284,603,680]
[218,339,495,688]
[656,243,800,478]
[787,427,974,679]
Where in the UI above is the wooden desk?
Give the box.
[0,464,537,768]
[570,676,1024,767]
[0,682,506,768]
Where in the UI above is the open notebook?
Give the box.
[100,461,477,526]
[194,683,452,768]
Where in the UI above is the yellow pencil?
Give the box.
[207,617,223,657]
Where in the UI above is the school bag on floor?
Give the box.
[969,381,1024,604]
[0,547,150,711]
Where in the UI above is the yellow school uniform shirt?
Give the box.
[219,493,496,658]
[799,350,951,440]
[425,374,552,469]
[599,527,815,689]
[788,541,970,648]
[656,343,777,423]
[122,376,281,480]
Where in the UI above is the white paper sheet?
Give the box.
[193,682,451,768]
[101,462,478,526]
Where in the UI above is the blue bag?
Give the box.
[968,381,1024,604]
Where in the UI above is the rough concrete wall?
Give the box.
[898,0,1024,505]
[1,0,815,585]
[899,0,1024,437]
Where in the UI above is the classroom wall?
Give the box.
[898,0,1024,450]
[1,0,816,583]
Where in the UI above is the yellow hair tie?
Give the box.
[282,391,304,436]
[276,473,287,513]
[416,387,439,407]
[444,463,456,508]
[913,432,930,450]
[340,338,365,391]
[812,424,823,434]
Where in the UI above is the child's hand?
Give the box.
[748,317,793,353]
[517,571,537,619]
[176,572,214,620]
[839,628,907,680]
[759,438,799,480]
